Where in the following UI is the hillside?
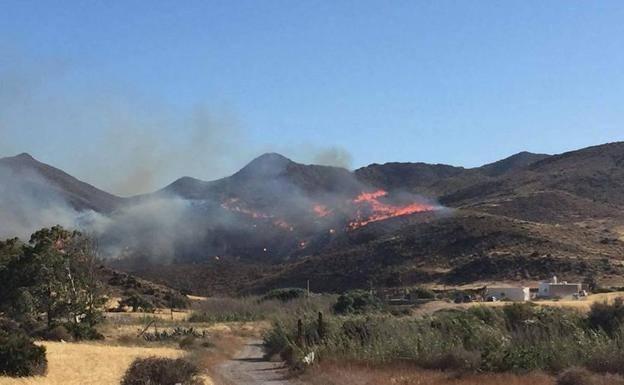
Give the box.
[4,142,624,294]
[0,153,123,213]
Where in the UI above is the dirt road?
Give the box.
[215,339,291,385]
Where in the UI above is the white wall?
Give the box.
[486,287,530,301]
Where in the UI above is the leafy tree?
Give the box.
[333,290,382,314]
[0,226,105,339]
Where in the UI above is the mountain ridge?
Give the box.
[3,142,624,294]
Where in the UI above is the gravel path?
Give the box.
[215,339,291,385]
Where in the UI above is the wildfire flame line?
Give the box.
[348,190,436,229]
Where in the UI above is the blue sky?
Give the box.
[1,1,623,195]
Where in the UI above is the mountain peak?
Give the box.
[478,151,550,176]
[2,152,37,163]
[15,152,35,159]
[249,152,292,165]
[236,153,295,178]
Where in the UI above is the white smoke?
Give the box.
[0,164,85,239]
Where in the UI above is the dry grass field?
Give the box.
[411,291,624,316]
[0,305,261,385]
[0,342,196,385]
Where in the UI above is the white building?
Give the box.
[538,276,582,298]
[485,286,531,302]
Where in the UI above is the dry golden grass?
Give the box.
[0,342,186,385]
[105,309,191,322]
[99,317,268,343]
[411,291,624,316]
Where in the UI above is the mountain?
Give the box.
[160,152,361,203]
[3,142,624,295]
[477,151,550,177]
[0,153,122,213]
[112,142,624,294]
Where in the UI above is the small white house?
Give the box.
[538,276,582,299]
[485,286,531,302]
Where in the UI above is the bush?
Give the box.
[119,293,156,312]
[0,329,47,377]
[64,322,104,341]
[557,367,595,385]
[588,297,624,335]
[410,287,436,299]
[178,336,197,350]
[333,290,382,314]
[142,327,206,343]
[261,288,306,302]
[163,292,191,309]
[41,325,72,341]
[120,357,202,385]
[585,343,624,375]
[502,302,537,329]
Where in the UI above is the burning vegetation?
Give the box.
[220,189,438,233]
[347,189,437,229]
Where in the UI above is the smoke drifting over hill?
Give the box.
[0,52,354,197]
[0,164,87,239]
[0,151,440,263]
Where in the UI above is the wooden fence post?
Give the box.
[297,318,304,347]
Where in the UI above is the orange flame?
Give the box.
[221,198,270,219]
[312,204,332,217]
[222,198,294,230]
[348,190,435,229]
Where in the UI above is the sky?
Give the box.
[1,1,623,196]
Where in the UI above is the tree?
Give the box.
[0,226,105,339]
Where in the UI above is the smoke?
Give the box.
[85,104,253,197]
[0,148,443,264]
[0,52,439,264]
[0,164,89,239]
[0,51,359,196]
[311,146,353,169]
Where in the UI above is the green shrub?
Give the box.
[41,325,72,341]
[142,327,206,343]
[502,302,537,329]
[263,303,624,374]
[588,297,624,335]
[64,322,104,341]
[261,288,306,302]
[333,290,382,314]
[585,339,624,375]
[119,293,156,312]
[410,287,436,299]
[120,357,201,385]
[178,336,197,350]
[163,292,191,309]
[0,329,47,377]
